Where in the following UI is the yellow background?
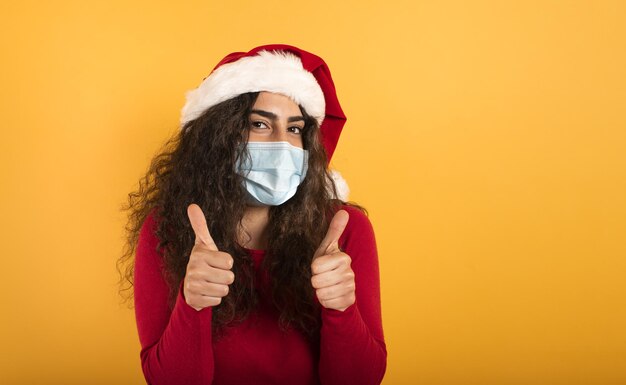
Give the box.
[1,1,625,384]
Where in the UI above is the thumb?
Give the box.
[187,203,219,251]
[314,209,349,259]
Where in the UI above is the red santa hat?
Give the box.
[180,44,350,201]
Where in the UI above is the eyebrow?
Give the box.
[250,109,305,123]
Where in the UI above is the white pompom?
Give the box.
[328,169,350,201]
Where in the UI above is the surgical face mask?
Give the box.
[235,141,309,206]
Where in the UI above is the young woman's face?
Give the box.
[248,91,305,148]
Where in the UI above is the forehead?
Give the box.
[252,92,302,113]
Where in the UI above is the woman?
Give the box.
[118,44,386,385]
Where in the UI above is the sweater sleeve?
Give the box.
[317,205,388,385]
[133,211,215,385]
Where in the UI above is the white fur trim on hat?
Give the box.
[328,169,350,201]
[180,50,326,127]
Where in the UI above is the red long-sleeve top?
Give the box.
[133,205,387,385]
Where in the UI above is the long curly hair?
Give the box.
[117,91,364,339]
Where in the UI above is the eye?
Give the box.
[251,121,269,130]
[288,126,303,134]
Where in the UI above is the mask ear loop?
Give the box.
[301,150,310,183]
[234,142,253,178]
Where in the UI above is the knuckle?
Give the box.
[185,293,197,305]
[190,248,203,259]
[192,280,203,292]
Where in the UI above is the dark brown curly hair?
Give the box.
[117,91,365,339]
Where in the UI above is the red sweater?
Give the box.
[134,205,387,385]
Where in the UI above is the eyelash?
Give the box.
[251,121,303,134]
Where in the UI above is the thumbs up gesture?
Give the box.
[183,204,235,311]
[311,210,355,312]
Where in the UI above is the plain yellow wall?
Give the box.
[1,1,625,384]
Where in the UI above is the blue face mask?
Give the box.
[236,141,309,206]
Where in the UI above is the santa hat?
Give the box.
[180,44,349,201]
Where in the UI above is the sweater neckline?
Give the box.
[243,247,266,257]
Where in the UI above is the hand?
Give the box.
[183,203,235,311]
[311,209,355,312]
